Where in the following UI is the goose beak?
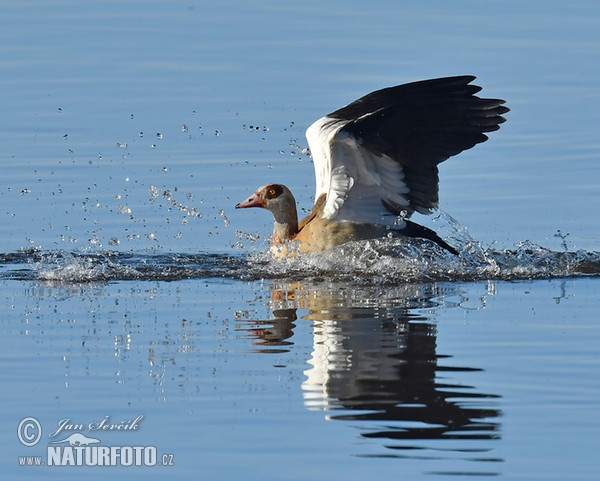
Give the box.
[235,192,263,209]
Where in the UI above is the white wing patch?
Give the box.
[306,117,339,200]
[306,115,412,226]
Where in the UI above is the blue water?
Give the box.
[1,1,599,480]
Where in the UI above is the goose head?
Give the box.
[235,184,299,243]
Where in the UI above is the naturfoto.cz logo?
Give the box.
[17,415,175,468]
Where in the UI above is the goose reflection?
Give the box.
[239,280,503,471]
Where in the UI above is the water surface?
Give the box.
[1,1,599,480]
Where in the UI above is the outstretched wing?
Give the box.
[305,75,508,225]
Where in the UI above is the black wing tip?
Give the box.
[411,74,477,85]
[329,75,507,121]
[478,98,510,113]
[400,220,460,255]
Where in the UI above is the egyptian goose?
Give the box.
[236,76,508,256]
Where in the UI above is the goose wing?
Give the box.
[305,75,509,225]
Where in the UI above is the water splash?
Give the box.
[247,238,600,284]
[0,210,598,283]
[243,211,594,284]
[0,239,598,284]
[0,250,246,282]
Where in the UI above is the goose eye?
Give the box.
[265,185,282,199]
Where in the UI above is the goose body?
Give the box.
[236,76,508,255]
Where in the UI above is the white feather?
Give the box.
[306,115,411,226]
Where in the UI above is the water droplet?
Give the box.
[219,209,230,227]
[108,237,120,246]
